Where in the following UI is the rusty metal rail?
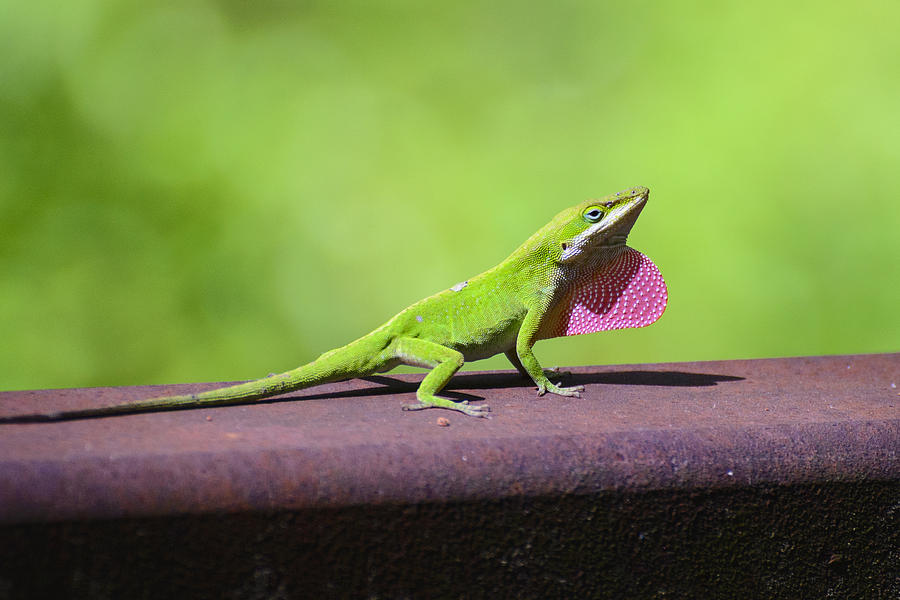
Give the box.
[0,354,897,598]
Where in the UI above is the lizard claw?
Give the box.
[534,380,583,398]
[402,400,491,418]
[460,404,491,417]
[543,383,584,398]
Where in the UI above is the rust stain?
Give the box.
[0,353,897,524]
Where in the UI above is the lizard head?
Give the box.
[534,185,666,338]
[552,186,650,264]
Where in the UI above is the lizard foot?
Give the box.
[536,381,584,398]
[402,399,491,418]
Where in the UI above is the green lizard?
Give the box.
[4,186,666,421]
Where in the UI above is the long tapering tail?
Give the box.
[1,328,396,423]
[0,357,357,423]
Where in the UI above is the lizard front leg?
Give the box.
[515,310,585,398]
[392,337,490,417]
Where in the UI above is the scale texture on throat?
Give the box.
[552,246,667,337]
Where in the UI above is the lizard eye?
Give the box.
[583,208,604,223]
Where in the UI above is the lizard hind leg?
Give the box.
[392,337,490,418]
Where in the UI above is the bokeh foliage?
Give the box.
[1,1,898,390]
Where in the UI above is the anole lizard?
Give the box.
[4,186,666,421]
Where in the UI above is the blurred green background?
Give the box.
[1,1,898,391]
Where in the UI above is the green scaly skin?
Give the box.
[6,186,653,420]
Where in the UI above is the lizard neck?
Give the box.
[557,243,628,288]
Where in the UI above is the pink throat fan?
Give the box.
[552,247,667,337]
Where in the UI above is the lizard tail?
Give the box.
[0,348,369,423]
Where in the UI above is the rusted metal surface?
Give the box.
[0,354,897,524]
[1,354,898,598]
[2,480,897,599]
